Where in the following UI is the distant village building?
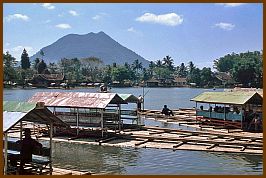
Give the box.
[29,74,64,88]
[146,77,187,87]
[146,78,159,87]
[174,77,187,87]
[214,72,235,87]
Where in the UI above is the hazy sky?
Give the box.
[3,3,262,69]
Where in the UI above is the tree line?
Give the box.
[3,49,263,88]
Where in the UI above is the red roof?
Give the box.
[28,92,127,109]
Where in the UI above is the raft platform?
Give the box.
[39,125,262,155]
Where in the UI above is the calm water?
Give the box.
[3,87,263,175]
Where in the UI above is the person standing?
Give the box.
[137,95,143,111]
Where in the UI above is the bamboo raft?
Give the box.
[139,108,197,123]
[39,126,262,155]
[52,167,92,175]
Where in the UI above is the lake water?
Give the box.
[3,87,263,175]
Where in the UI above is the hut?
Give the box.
[28,74,64,88]
[190,91,263,129]
[28,92,127,137]
[117,94,141,125]
[3,101,68,175]
[146,78,159,87]
[174,77,187,87]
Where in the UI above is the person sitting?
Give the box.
[248,113,261,131]
[9,128,42,174]
[162,105,174,116]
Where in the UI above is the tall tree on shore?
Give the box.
[37,60,47,74]
[3,52,18,82]
[132,59,143,74]
[21,48,30,70]
[178,63,187,77]
[155,60,162,67]
[162,55,174,71]
[33,58,40,71]
[187,61,196,74]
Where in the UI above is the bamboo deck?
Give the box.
[52,167,92,175]
[139,108,198,124]
[39,125,262,155]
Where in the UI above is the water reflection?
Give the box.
[52,142,140,174]
[51,140,262,175]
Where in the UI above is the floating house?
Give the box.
[190,91,263,129]
[118,94,141,124]
[3,101,68,175]
[28,92,127,137]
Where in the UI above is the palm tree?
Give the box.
[178,63,187,77]
[155,60,162,67]
[162,55,174,71]
[187,61,195,74]
[149,61,155,70]
[132,59,143,74]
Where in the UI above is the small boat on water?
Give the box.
[98,84,111,93]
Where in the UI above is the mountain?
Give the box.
[30,31,149,67]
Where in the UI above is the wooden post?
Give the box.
[224,105,226,121]
[4,133,8,175]
[118,104,121,132]
[20,121,23,140]
[76,108,79,136]
[49,122,53,175]
[209,104,211,118]
[142,84,145,111]
[101,109,104,138]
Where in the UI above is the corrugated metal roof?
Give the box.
[224,88,263,97]
[3,101,36,112]
[118,94,139,103]
[28,92,127,109]
[190,91,262,105]
[3,111,27,132]
[3,101,69,133]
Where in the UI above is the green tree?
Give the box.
[37,60,47,74]
[48,62,59,73]
[141,68,150,81]
[154,67,171,79]
[111,66,131,84]
[162,55,174,71]
[33,58,40,71]
[214,50,263,88]
[187,67,201,86]
[155,60,162,67]
[102,65,112,84]
[232,57,262,87]
[21,48,30,70]
[80,57,104,82]
[200,67,214,87]
[132,59,143,74]
[178,63,187,77]
[3,52,18,82]
[187,61,196,74]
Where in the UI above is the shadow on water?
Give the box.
[51,140,262,175]
[52,142,140,174]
